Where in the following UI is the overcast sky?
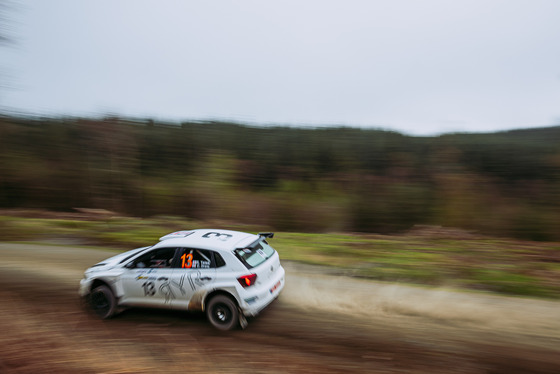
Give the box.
[2,0,560,135]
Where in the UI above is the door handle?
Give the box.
[157,277,169,281]
[200,277,212,281]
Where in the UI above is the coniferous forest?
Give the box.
[1,115,559,241]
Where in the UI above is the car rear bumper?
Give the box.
[239,266,285,317]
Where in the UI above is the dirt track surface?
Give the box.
[1,243,559,373]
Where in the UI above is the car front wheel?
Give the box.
[90,285,116,319]
[206,295,239,331]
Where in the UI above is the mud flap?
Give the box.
[238,310,248,330]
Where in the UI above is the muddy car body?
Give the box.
[79,229,285,330]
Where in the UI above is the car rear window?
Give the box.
[234,241,275,269]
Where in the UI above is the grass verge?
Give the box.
[1,213,559,299]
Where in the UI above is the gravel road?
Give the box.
[1,243,559,373]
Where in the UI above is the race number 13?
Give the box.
[181,253,193,268]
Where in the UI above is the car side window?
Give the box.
[133,247,177,269]
[214,252,226,268]
[177,248,223,269]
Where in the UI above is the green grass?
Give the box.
[1,214,559,299]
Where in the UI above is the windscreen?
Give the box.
[234,240,275,269]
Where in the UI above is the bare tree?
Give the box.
[0,0,16,45]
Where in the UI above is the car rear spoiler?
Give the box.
[240,232,275,250]
[258,232,274,239]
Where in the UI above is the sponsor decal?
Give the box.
[136,275,156,281]
[187,271,212,290]
[141,281,156,296]
[202,232,232,241]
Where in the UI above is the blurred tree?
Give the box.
[1,115,559,240]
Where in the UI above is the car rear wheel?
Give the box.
[90,285,116,319]
[206,295,239,331]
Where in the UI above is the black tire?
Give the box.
[90,285,117,319]
[206,295,239,331]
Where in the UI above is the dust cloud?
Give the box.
[281,262,560,344]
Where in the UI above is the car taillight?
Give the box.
[237,274,257,288]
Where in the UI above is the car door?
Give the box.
[168,248,217,310]
[119,247,179,307]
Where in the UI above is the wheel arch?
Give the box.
[90,278,114,294]
[203,289,239,311]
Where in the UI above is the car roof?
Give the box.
[152,229,259,252]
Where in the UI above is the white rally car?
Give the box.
[79,229,285,330]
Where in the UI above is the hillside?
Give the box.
[1,115,559,240]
